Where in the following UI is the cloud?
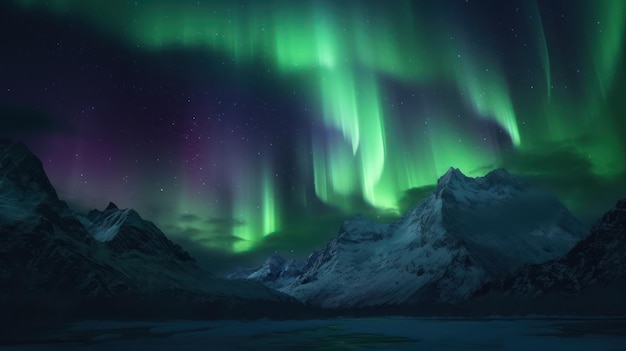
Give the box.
[167,232,287,276]
[501,144,626,225]
[168,225,239,242]
[178,213,201,222]
[503,144,593,177]
[166,215,251,251]
[398,185,437,214]
[205,217,245,227]
[163,215,250,249]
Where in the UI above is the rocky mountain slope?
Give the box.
[0,139,301,321]
[473,198,626,300]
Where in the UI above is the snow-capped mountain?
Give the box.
[78,202,194,262]
[0,139,300,320]
[227,254,305,289]
[272,168,586,309]
[474,198,626,299]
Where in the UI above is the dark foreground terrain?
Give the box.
[1,317,625,351]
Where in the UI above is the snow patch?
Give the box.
[81,209,133,242]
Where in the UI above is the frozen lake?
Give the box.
[2,317,625,351]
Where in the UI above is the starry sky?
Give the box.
[1,0,625,273]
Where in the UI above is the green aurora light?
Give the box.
[11,0,626,254]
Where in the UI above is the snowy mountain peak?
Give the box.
[80,203,137,239]
[481,168,527,188]
[436,167,526,194]
[81,205,133,242]
[485,167,510,177]
[89,204,195,262]
[265,253,287,266]
[437,167,469,187]
[432,167,533,212]
[444,166,464,176]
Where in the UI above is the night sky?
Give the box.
[1,0,625,273]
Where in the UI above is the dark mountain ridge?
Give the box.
[468,198,626,315]
[0,139,305,324]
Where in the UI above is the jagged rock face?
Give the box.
[0,140,299,319]
[0,138,58,202]
[562,199,626,285]
[475,199,626,297]
[82,203,194,263]
[275,168,586,309]
[0,140,125,296]
[0,140,178,297]
[0,139,71,232]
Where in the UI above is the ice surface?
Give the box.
[3,318,625,351]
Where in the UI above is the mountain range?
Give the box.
[2,137,624,321]
[229,168,625,314]
[0,139,302,322]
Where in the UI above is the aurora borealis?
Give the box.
[1,0,625,272]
